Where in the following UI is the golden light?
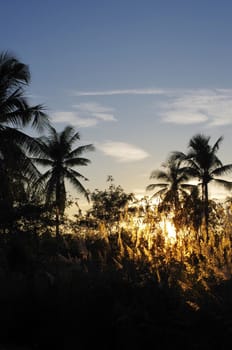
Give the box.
[160,218,177,243]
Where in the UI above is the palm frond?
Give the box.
[169,151,187,162]
[34,138,52,158]
[150,188,167,199]
[209,154,223,169]
[212,136,223,153]
[150,170,169,181]
[1,127,44,156]
[0,88,29,124]
[67,144,95,158]
[21,155,42,183]
[33,170,52,192]
[180,183,197,190]
[188,134,210,150]
[211,164,232,177]
[47,125,59,143]
[146,183,167,191]
[184,159,201,174]
[69,131,81,146]
[29,104,50,132]
[31,158,54,167]
[68,168,89,181]
[64,157,91,167]
[60,125,79,146]
[0,51,30,87]
[64,169,90,201]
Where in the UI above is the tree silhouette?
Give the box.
[146,155,193,215]
[89,176,134,224]
[32,125,94,237]
[173,134,232,241]
[0,51,49,212]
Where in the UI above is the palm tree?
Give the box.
[173,134,232,241]
[146,155,193,215]
[32,125,95,237]
[0,51,49,208]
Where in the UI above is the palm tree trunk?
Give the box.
[55,181,61,239]
[204,183,209,242]
[55,206,60,238]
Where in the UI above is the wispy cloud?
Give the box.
[51,102,116,127]
[72,88,166,96]
[97,141,150,162]
[51,111,98,127]
[72,102,116,121]
[163,111,208,124]
[159,89,232,126]
[65,87,232,127]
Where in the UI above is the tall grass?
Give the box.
[1,199,232,349]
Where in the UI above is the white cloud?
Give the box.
[97,141,150,162]
[51,102,116,127]
[72,88,166,96]
[72,102,114,113]
[93,113,115,121]
[73,102,116,122]
[51,111,98,127]
[62,87,232,127]
[163,111,208,124]
[159,89,232,126]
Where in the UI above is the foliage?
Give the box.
[0,207,232,349]
[88,176,134,224]
[31,125,95,237]
[172,134,232,240]
[146,154,193,211]
[0,51,49,210]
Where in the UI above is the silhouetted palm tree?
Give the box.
[33,126,94,237]
[146,155,193,214]
[173,134,232,241]
[0,51,49,207]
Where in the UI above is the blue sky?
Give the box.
[2,0,232,209]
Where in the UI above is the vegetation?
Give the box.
[0,52,49,223]
[146,154,195,223]
[1,52,232,349]
[32,125,94,237]
[172,134,232,240]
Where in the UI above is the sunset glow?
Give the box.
[160,219,177,243]
[2,1,232,348]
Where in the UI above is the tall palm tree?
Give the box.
[146,155,193,214]
[0,51,49,208]
[32,126,95,237]
[173,134,232,241]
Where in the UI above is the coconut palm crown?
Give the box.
[146,155,193,212]
[32,125,94,235]
[173,134,232,239]
[0,51,49,207]
[0,51,49,145]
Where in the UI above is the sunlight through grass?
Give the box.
[159,218,177,243]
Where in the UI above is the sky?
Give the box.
[2,0,232,211]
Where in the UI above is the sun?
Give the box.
[160,218,177,242]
